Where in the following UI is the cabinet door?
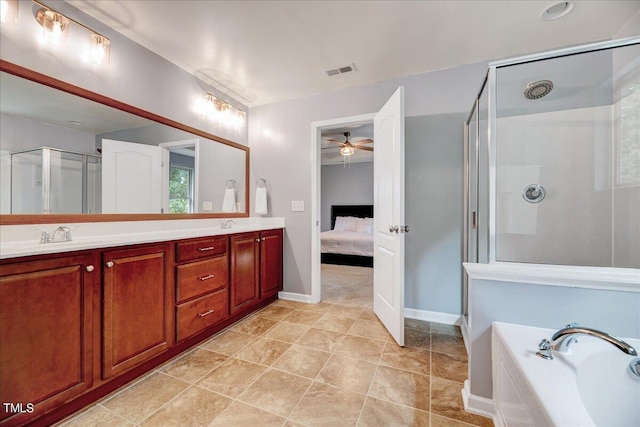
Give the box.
[260,229,283,299]
[0,253,98,425]
[230,232,260,314]
[102,244,171,379]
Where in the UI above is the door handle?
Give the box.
[388,225,399,233]
[400,225,410,233]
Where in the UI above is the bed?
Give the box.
[321,205,373,267]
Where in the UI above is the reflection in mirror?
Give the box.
[0,68,247,216]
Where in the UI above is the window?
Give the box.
[169,165,193,213]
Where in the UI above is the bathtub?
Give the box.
[492,322,640,427]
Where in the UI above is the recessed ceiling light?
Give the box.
[540,2,574,21]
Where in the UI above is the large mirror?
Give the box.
[0,61,249,224]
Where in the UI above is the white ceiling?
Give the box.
[66,1,639,107]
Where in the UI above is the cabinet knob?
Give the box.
[255,238,261,243]
[105,261,114,268]
[262,237,266,241]
[86,265,94,272]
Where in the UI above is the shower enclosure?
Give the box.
[463,38,640,320]
[11,147,101,214]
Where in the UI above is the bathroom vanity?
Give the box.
[0,222,284,426]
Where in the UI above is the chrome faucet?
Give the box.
[30,226,72,244]
[29,227,51,244]
[51,226,73,242]
[549,324,637,356]
[221,219,235,229]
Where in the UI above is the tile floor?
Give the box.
[59,305,492,427]
[59,265,493,427]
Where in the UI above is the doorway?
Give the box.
[318,123,375,308]
[310,113,376,307]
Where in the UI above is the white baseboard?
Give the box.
[277,296,465,325]
[404,308,461,325]
[277,291,315,303]
[462,380,496,420]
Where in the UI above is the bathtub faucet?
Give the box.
[550,325,637,356]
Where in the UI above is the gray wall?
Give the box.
[249,61,488,311]
[321,162,373,231]
[468,277,640,399]
[0,0,247,146]
[405,114,466,314]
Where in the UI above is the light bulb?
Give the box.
[89,34,110,65]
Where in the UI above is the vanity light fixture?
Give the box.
[36,7,69,46]
[204,93,247,127]
[0,0,18,25]
[89,34,111,65]
[32,0,111,64]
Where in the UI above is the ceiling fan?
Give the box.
[323,131,373,156]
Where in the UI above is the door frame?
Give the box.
[310,113,376,304]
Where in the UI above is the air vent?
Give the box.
[325,63,357,77]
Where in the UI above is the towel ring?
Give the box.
[257,178,267,189]
[225,179,236,190]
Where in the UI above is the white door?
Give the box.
[102,139,167,213]
[373,87,405,346]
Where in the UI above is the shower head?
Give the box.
[524,80,554,100]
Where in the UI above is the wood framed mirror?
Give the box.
[0,60,250,225]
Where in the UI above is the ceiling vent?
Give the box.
[325,63,356,77]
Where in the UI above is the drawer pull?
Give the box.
[199,274,215,281]
[198,309,215,317]
[198,246,215,252]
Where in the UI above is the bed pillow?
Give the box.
[355,217,373,234]
[334,216,358,231]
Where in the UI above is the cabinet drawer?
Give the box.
[177,289,228,341]
[176,236,227,262]
[177,256,228,303]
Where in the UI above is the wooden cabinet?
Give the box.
[260,229,283,299]
[102,243,172,379]
[230,229,283,314]
[230,232,260,314]
[0,253,99,426]
[0,227,282,426]
[175,237,229,341]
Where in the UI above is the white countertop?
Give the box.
[0,217,285,259]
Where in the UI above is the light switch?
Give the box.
[202,201,213,211]
[291,200,304,212]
